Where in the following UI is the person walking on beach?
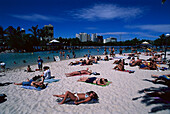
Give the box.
[37,56,43,70]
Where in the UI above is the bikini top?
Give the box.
[85,94,89,98]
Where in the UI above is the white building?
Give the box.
[91,33,97,42]
[103,37,117,43]
[76,33,91,42]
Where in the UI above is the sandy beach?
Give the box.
[0,53,170,114]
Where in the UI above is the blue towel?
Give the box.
[21,86,47,91]
[44,79,60,83]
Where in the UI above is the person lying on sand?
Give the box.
[77,77,111,86]
[65,68,92,77]
[139,60,158,70]
[68,59,86,66]
[53,91,98,105]
[14,78,46,89]
[113,59,125,71]
[151,74,170,83]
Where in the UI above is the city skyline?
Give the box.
[0,0,170,41]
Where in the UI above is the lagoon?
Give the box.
[0,46,164,69]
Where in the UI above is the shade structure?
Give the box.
[49,39,60,43]
[142,41,149,44]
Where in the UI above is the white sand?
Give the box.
[0,53,170,114]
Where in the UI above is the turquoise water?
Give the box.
[0,46,163,69]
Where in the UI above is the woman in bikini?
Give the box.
[53,91,98,105]
[65,68,92,77]
[77,77,110,86]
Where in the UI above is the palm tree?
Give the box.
[5,26,24,51]
[0,26,7,46]
[28,25,40,48]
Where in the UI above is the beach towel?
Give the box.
[44,79,60,83]
[21,86,47,91]
[81,81,112,87]
[113,57,125,59]
[114,69,135,73]
[56,98,99,105]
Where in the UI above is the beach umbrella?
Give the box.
[142,41,149,45]
[49,39,60,43]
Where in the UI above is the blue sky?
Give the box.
[0,0,170,41]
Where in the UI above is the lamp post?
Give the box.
[164,33,170,60]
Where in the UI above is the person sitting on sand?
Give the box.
[25,65,34,72]
[14,78,46,89]
[129,57,142,66]
[129,57,135,66]
[41,66,51,79]
[113,59,125,71]
[85,58,93,65]
[77,77,110,86]
[65,68,92,77]
[89,56,98,63]
[53,91,98,105]
[151,74,170,83]
[104,56,109,61]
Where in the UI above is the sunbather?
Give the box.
[65,68,92,77]
[129,57,142,66]
[139,60,158,70]
[77,77,110,86]
[113,59,125,71]
[151,74,170,83]
[14,78,46,89]
[53,91,98,105]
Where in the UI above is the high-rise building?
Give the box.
[91,33,97,42]
[44,24,54,41]
[76,32,91,42]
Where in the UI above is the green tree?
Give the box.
[28,25,40,47]
[5,26,25,51]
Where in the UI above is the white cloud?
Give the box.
[72,4,142,21]
[126,24,170,32]
[10,14,64,22]
[97,32,158,39]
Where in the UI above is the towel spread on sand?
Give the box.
[81,81,112,87]
[44,79,60,83]
[56,98,99,105]
[21,86,47,91]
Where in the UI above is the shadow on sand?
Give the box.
[0,82,13,87]
[133,81,170,113]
